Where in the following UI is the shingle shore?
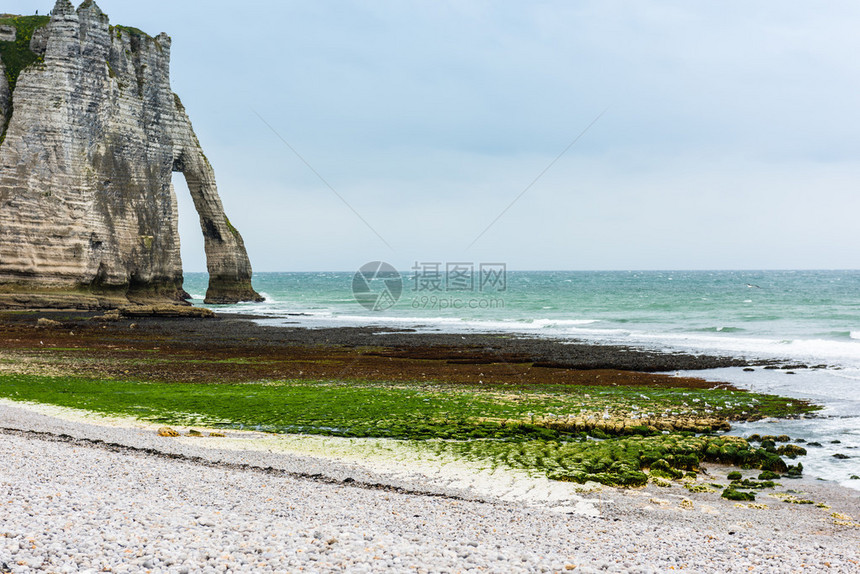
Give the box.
[1,403,858,573]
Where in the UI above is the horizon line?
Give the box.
[179,267,860,274]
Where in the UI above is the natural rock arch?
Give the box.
[170,100,262,304]
[0,0,262,308]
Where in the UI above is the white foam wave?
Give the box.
[633,332,860,369]
[243,302,860,370]
[255,312,608,336]
[529,318,600,328]
[298,314,860,368]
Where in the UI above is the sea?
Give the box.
[183,269,860,489]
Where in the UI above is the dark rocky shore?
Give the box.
[193,314,751,372]
[3,311,857,573]
[0,310,756,389]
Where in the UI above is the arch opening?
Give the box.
[173,173,209,301]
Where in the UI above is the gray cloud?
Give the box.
[8,0,860,270]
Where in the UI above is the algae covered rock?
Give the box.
[785,462,803,477]
[721,487,755,501]
[650,459,684,480]
[730,478,777,490]
[119,305,215,318]
[757,452,789,474]
[776,444,807,458]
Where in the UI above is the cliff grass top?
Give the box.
[0,14,157,94]
[0,15,49,92]
[112,24,152,40]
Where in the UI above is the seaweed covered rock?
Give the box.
[721,487,755,501]
[650,459,685,480]
[785,462,803,477]
[538,414,730,436]
[776,444,807,458]
[493,434,796,488]
[730,478,777,489]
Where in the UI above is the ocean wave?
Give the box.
[251,307,859,364]
[529,318,600,328]
[253,312,617,338]
[693,326,746,333]
[635,332,860,368]
[820,331,860,340]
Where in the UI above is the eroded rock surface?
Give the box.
[0,1,262,308]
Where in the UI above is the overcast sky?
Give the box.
[9,1,860,271]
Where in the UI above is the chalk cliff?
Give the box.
[0,1,262,308]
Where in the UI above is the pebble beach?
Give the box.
[1,401,858,573]
[1,2,858,572]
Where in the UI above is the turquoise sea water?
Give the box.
[183,270,860,488]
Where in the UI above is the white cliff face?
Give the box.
[0,0,262,308]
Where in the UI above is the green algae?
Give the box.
[224,217,240,239]
[722,487,756,501]
[0,374,814,438]
[685,482,718,494]
[769,492,816,504]
[0,373,813,487]
[785,462,804,478]
[428,434,791,487]
[730,478,777,489]
[776,444,807,458]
